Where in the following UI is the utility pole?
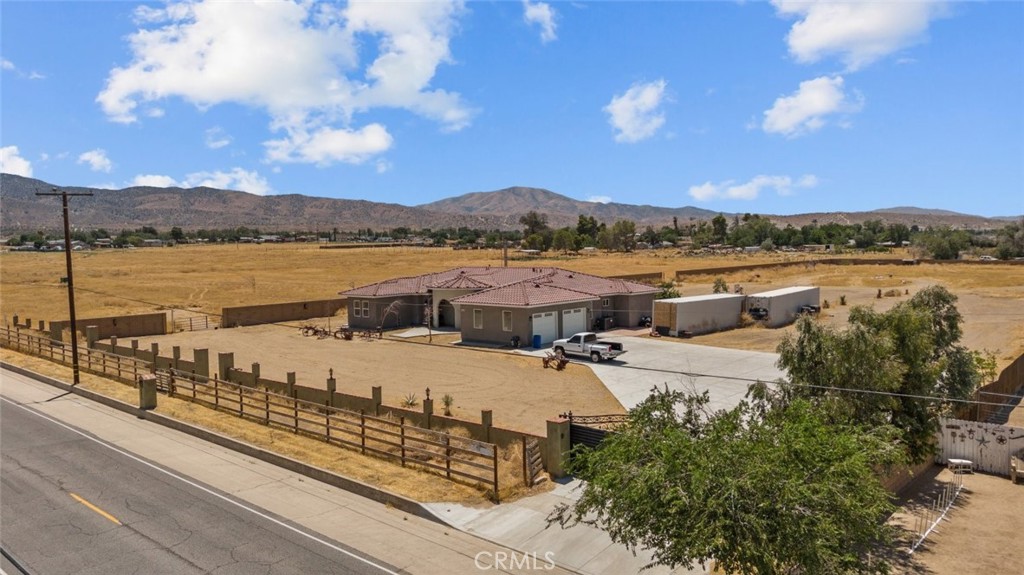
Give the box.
[36,187,93,386]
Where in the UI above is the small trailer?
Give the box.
[745,286,821,328]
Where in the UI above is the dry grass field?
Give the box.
[2,243,1021,386]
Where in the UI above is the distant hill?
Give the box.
[0,173,1011,233]
[417,186,720,228]
[0,174,506,233]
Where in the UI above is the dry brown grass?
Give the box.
[0,347,548,504]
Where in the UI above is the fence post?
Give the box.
[217,352,234,381]
[264,390,270,424]
[360,410,366,455]
[545,417,571,479]
[326,374,337,408]
[372,386,382,416]
[492,445,500,504]
[400,417,406,467]
[522,435,528,487]
[214,376,220,409]
[194,348,210,379]
[445,433,451,479]
[239,384,244,417]
[326,411,331,442]
[423,398,433,430]
[481,410,493,443]
[172,346,181,371]
[293,395,299,434]
[86,325,99,348]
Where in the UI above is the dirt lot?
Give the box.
[889,467,1024,574]
[127,324,622,437]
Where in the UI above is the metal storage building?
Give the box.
[652,293,746,336]
[745,286,820,328]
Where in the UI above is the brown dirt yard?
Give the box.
[126,324,621,437]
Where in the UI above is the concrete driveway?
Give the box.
[519,336,786,414]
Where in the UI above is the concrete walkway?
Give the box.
[426,479,703,575]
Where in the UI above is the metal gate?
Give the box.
[560,412,628,450]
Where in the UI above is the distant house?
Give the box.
[340,267,659,347]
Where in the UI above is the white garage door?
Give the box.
[561,307,587,337]
[532,311,558,345]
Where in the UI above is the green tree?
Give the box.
[657,281,680,299]
[778,285,979,463]
[609,220,637,251]
[170,226,185,242]
[552,228,578,254]
[576,215,600,243]
[551,388,903,574]
[520,211,549,236]
[711,214,728,243]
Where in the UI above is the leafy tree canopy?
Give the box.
[551,387,904,575]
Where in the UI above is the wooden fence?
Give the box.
[156,369,501,500]
[0,325,146,386]
[935,417,1024,476]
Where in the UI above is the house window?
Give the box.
[473,309,483,329]
[602,298,610,307]
[502,310,512,332]
[362,301,370,318]
[352,301,361,318]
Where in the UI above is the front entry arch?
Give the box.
[437,300,455,327]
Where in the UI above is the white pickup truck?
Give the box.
[552,332,626,363]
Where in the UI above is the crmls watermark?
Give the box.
[474,551,557,571]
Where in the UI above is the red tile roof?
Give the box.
[340,266,657,305]
[452,280,599,307]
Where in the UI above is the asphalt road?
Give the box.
[0,396,400,575]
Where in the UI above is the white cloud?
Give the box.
[2,59,15,70]
[587,196,612,204]
[773,0,948,71]
[1,146,33,176]
[132,174,179,187]
[97,0,472,167]
[604,79,668,143]
[762,75,862,137]
[145,107,166,118]
[523,1,557,43]
[264,124,393,166]
[77,149,114,173]
[688,174,818,202]
[28,71,46,80]
[375,159,392,174]
[182,168,273,196]
[205,127,232,149]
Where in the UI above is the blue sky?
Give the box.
[2,1,1022,217]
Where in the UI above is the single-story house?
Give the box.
[340,266,659,347]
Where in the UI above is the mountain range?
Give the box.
[0,173,1012,234]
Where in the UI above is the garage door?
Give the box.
[561,307,587,337]
[532,312,558,345]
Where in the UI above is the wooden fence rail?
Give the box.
[0,325,145,386]
[1,325,503,501]
[158,369,500,500]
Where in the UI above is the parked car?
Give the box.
[552,332,626,363]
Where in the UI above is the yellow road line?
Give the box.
[69,492,122,526]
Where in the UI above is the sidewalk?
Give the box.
[426,483,703,575]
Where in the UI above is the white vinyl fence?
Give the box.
[936,417,1024,476]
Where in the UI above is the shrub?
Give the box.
[840,295,847,306]
[401,392,418,408]
[442,393,454,416]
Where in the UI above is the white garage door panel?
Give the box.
[532,312,558,345]
[562,307,587,337]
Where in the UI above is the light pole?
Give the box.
[36,187,92,386]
